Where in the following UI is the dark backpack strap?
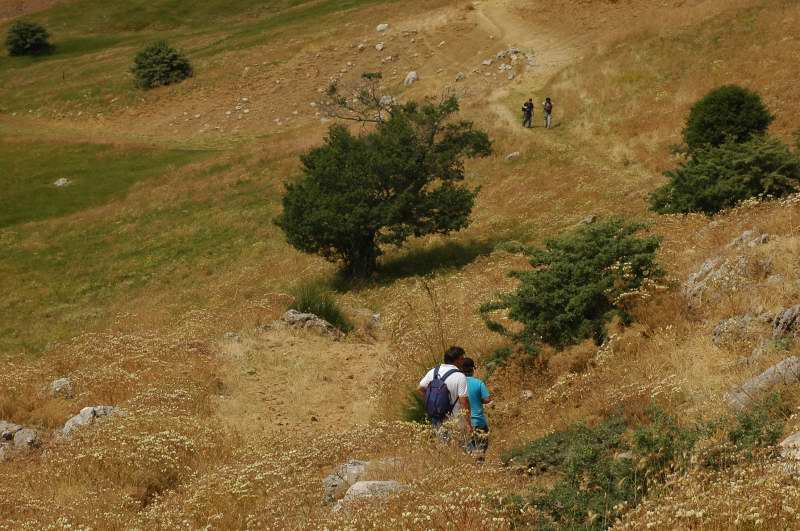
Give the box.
[440,368,459,382]
[433,365,440,380]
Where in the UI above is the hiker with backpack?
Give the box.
[543,97,553,129]
[461,357,492,463]
[417,346,472,437]
[521,98,534,128]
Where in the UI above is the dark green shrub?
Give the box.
[5,20,52,56]
[650,136,800,215]
[289,281,352,333]
[402,387,427,423]
[683,85,773,151]
[481,218,662,351]
[504,408,697,530]
[728,393,789,451]
[276,96,491,278]
[132,41,193,89]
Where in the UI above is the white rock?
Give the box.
[482,59,493,66]
[13,428,38,449]
[62,405,121,436]
[50,377,74,399]
[334,480,405,511]
[376,23,389,32]
[0,421,22,440]
[781,432,800,461]
[357,43,366,52]
[506,151,521,161]
[323,460,369,503]
[521,390,534,400]
[53,178,71,187]
[403,71,418,86]
[375,42,385,51]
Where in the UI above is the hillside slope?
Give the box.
[2,0,800,528]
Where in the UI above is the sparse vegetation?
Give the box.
[289,280,352,332]
[131,41,193,89]
[504,407,698,530]
[276,96,491,277]
[5,20,52,56]
[683,85,773,152]
[728,393,789,451]
[481,218,662,351]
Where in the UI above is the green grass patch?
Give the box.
[289,280,352,332]
[0,141,206,228]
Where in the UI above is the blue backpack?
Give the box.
[425,366,460,421]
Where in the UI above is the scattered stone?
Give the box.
[773,305,800,339]
[376,23,389,32]
[505,152,520,161]
[455,72,465,81]
[375,42,385,51]
[403,71,418,86]
[357,43,366,52]
[521,390,534,400]
[728,229,770,249]
[498,63,512,71]
[0,421,22,440]
[683,255,748,304]
[282,309,341,338]
[53,178,71,187]
[507,72,515,80]
[13,428,38,449]
[481,59,493,66]
[323,460,370,503]
[579,214,597,225]
[379,95,395,107]
[62,406,121,436]
[49,377,74,399]
[781,431,800,461]
[726,357,800,410]
[712,315,754,346]
[0,445,6,462]
[334,480,405,511]
[767,274,786,285]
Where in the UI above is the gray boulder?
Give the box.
[333,480,405,511]
[376,23,389,32]
[403,71,418,86]
[50,377,74,399]
[505,152,520,161]
[0,421,22,441]
[726,357,800,410]
[684,255,748,304]
[0,445,6,462]
[781,431,800,461]
[455,72,465,82]
[13,428,38,449]
[323,460,369,503]
[62,405,120,436]
[282,309,341,338]
[773,305,800,339]
[53,178,71,188]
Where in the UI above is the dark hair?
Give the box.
[462,357,475,375]
[443,346,465,364]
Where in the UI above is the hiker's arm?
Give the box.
[417,386,426,400]
[459,396,473,432]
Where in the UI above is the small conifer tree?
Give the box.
[131,41,193,89]
[5,20,52,56]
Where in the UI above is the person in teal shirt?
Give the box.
[462,358,492,462]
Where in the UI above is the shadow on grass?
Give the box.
[332,238,497,292]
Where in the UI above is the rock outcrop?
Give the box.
[49,377,74,399]
[726,357,800,410]
[282,309,341,338]
[333,480,405,511]
[62,406,121,436]
[773,305,800,339]
[323,460,369,503]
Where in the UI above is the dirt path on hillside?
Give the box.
[476,0,582,133]
[215,326,388,438]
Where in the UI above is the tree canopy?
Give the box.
[276,95,492,277]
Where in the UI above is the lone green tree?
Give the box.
[5,20,52,56]
[683,85,773,151]
[131,41,193,89]
[276,95,492,277]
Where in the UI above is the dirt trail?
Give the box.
[476,0,583,132]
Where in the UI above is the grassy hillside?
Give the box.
[2,0,800,528]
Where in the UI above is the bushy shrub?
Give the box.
[683,85,773,151]
[5,20,52,56]
[503,408,697,530]
[132,41,193,89]
[650,136,800,215]
[728,393,788,451]
[481,218,662,351]
[289,281,352,333]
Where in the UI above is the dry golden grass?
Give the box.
[4,0,800,528]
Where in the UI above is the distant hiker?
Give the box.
[418,346,472,437]
[521,98,533,128]
[462,357,492,463]
[543,97,553,129]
